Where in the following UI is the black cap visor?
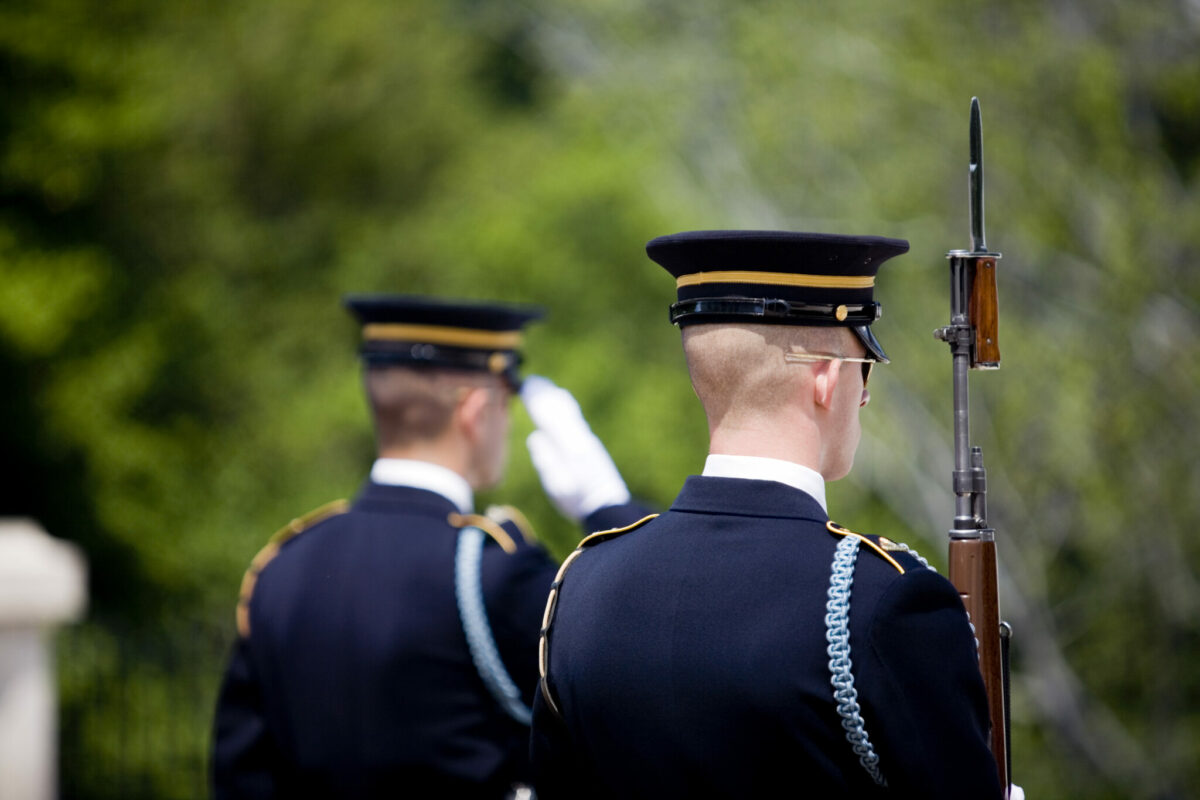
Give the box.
[852,325,888,364]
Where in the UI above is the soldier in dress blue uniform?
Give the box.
[212,295,648,799]
[531,231,1004,799]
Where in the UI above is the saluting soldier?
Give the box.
[212,295,647,799]
[532,232,1004,798]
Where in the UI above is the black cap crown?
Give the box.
[343,295,544,389]
[646,230,908,362]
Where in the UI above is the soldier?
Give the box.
[212,295,647,798]
[532,231,1004,798]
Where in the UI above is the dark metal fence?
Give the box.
[57,619,234,800]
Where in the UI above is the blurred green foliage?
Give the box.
[2,0,1198,797]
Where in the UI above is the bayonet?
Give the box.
[970,97,986,253]
[946,96,1001,370]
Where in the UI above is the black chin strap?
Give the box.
[362,344,523,390]
[669,297,880,327]
[669,297,889,363]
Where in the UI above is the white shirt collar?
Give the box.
[369,458,474,514]
[701,454,828,513]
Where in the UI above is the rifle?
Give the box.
[934,97,1012,795]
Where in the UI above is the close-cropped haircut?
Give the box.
[682,323,852,426]
[365,366,496,449]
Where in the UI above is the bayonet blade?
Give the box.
[969,97,986,253]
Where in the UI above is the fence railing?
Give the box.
[58,617,234,800]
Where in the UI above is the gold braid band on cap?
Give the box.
[362,323,523,350]
[675,271,876,290]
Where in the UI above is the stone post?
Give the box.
[0,519,87,800]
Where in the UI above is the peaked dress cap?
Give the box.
[344,294,544,389]
[646,230,908,361]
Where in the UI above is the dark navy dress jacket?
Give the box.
[212,481,644,799]
[532,476,1002,799]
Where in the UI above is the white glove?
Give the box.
[521,375,631,521]
[1010,785,1025,800]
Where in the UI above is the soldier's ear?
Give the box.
[812,359,842,410]
[455,385,492,442]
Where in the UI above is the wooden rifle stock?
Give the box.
[949,537,1007,792]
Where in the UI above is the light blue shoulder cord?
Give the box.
[454,526,533,726]
[825,535,887,787]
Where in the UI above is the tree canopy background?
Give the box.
[2,0,1197,797]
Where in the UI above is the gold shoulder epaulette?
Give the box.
[578,513,659,548]
[825,521,906,574]
[236,499,350,637]
[483,504,537,546]
[538,513,658,721]
[448,512,520,554]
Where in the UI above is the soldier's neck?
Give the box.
[378,437,474,488]
[707,418,822,474]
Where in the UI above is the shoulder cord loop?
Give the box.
[887,540,934,571]
[825,534,887,787]
[454,526,533,726]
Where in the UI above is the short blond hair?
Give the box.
[365,367,499,448]
[682,323,852,426]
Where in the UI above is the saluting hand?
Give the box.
[520,375,631,522]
